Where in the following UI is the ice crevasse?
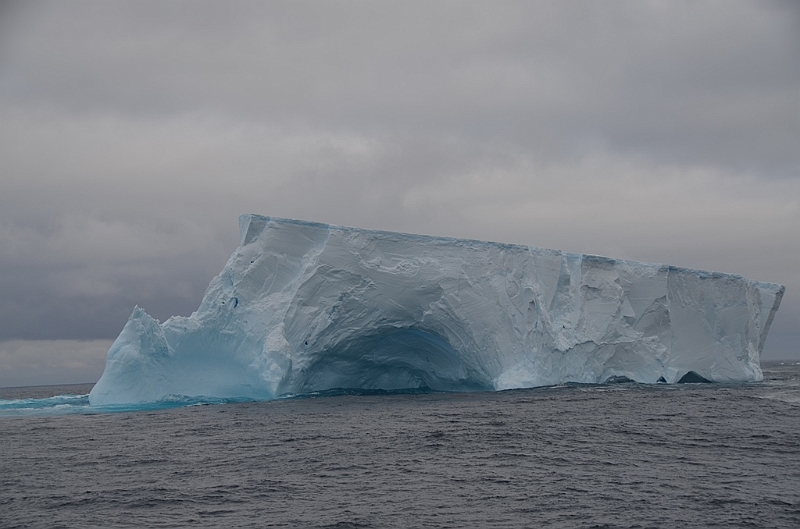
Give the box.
[89,215,785,405]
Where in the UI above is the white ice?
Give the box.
[89,215,785,405]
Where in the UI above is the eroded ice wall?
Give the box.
[89,215,785,405]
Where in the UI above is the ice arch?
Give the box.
[294,327,492,393]
[89,215,784,405]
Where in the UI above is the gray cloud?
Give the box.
[0,339,112,387]
[3,1,796,172]
[0,0,797,380]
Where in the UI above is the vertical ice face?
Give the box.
[89,215,785,405]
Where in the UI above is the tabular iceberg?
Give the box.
[90,215,785,405]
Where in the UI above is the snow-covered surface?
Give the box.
[89,215,785,405]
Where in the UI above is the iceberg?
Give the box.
[89,215,785,405]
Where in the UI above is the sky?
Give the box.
[0,0,798,387]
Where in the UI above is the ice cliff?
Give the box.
[89,215,785,405]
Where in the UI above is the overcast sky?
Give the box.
[1,0,798,386]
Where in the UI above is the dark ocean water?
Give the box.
[1,363,799,528]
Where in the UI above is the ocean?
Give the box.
[1,362,798,528]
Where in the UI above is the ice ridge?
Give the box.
[89,215,785,405]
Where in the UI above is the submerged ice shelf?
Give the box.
[90,215,785,405]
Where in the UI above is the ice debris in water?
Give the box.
[89,215,785,405]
